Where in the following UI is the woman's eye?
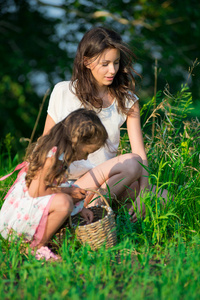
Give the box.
[102,64,108,67]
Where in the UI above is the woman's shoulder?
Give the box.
[54,81,73,92]
[124,92,139,109]
[127,89,139,101]
[48,80,82,123]
[52,81,78,100]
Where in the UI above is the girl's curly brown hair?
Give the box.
[25,108,108,189]
[71,26,139,114]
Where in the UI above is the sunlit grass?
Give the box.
[0,84,200,299]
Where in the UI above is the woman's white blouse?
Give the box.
[47,81,138,179]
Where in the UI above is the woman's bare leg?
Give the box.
[75,152,169,222]
[129,185,169,222]
[75,153,143,206]
[37,193,73,248]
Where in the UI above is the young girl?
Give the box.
[43,26,168,222]
[0,108,108,260]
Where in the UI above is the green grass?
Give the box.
[0,233,199,299]
[0,84,200,299]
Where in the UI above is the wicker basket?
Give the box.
[51,189,117,251]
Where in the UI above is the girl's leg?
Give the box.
[37,193,73,248]
[75,153,143,206]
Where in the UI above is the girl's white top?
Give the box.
[47,81,138,179]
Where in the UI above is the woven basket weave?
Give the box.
[51,189,117,251]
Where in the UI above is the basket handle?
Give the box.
[85,188,110,208]
[69,215,73,227]
[68,189,110,228]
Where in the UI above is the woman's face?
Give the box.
[85,48,120,88]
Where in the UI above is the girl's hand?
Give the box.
[68,187,87,203]
[80,207,94,224]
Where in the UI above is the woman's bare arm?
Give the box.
[127,101,149,191]
[43,114,56,135]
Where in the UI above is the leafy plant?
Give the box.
[0,83,199,299]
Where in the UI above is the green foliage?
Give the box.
[0,83,199,298]
[141,84,199,185]
[1,0,200,157]
[0,234,199,299]
[3,133,14,169]
[118,83,200,247]
[0,0,70,154]
[35,0,200,98]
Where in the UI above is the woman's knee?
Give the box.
[122,153,143,177]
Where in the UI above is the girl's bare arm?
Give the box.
[29,157,87,201]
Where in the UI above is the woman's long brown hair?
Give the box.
[71,26,139,114]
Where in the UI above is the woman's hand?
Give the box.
[128,196,146,223]
[129,186,169,222]
[80,207,94,224]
